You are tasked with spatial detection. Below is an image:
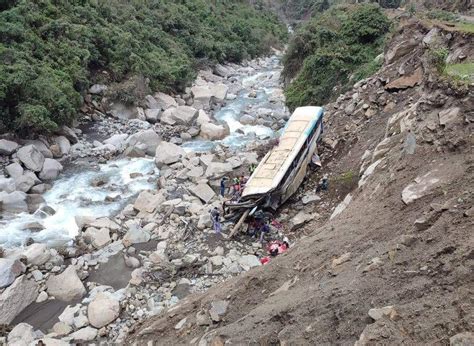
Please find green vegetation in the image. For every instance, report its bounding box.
[455,21,474,34]
[445,63,474,81]
[426,9,459,22]
[0,0,287,133]
[282,4,390,110]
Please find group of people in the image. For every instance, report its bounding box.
[220,163,256,199]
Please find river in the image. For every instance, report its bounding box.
[0,55,287,248]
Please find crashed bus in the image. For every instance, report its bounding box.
[225,106,324,236]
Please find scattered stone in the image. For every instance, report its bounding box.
[36,291,48,303]
[46,265,86,301]
[123,223,151,247]
[200,123,229,141]
[7,323,35,345]
[154,92,178,110]
[126,129,161,156]
[385,68,422,91]
[23,243,51,266]
[209,300,229,322]
[174,317,187,330]
[439,107,462,126]
[70,327,98,342]
[402,170,445,205]
[189,183,216,203]
[290,211,313,230]
[368,306,397,321]
[238,255,261,271]
[154,141,186,168]
[84,227,111,249]
[301,193,321,205]
[0,139,19,155]
[53,321,73,336]
[330,194,352,219]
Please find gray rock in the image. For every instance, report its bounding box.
[154,141,186,168]
[0,275,39,324]
[402,170,445,205]
[200,123,230,140]
[134,190,166,213]
[23,243,51,266]
[205,162,233,179]
[0,191,28,213]
[54,136,71,156]
[104,134,129,151]
[0,258,25,288]
[7,323,35,345]
[57,125,79,144]
[26,194,45,213]
[290,211,314,230]
[88,292,120,328]
[0,139,19,155]
[0,176,16,193]
[301,193,321,205]
[84,227,111,249]
[70,327,98,342]
[450,332,474,346]
[238,255,261,270]
[6,162,23,178]
[209,300,229,322]
[154,92,178,110]
[197,213,213,230]
[22,140,53,158]
[240,114,256,125]
[123,222,151,247]
[125,256,141,269]
[196,110,211,126]
[126,129,161,156]
[17,145,45,172]
[368,306,396,321]
[46,265,86,301]
[189,183,216,204]
[39,158,63,180]
[171,106,198,125]
[145,108,160,123]
[439,107,462,126]
[14,173,36,193]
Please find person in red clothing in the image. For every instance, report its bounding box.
[260,237,290,265]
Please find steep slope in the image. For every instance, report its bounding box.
[127,18,473,345]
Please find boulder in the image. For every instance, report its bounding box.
[39,158,63,180]
[6,162,23,178]
[57,125,79,144]
[238,255,261,271]
[154,92,178,110]
[240,114,256,125]
[134,191,166,213]
[84,227,111,249]
[209,300,229,322]
[200,123,229,141]
[46,265,86,301]
[17,145,45,172]
[123,222,151,247]
[210,83,229,101]
[439,107,462,126]
[145,108,160,123]
[205,162,233,179]
[171,106,198,125]
[0,139,19,155]
[402,170,445,205]
[87,292,120,328]
[450,332,474,346]
[0,275,39,324]
[126,129,161,156]
[70,327,98,342]
[330,194,352,220]
[0,258,25,288]
[196,110,211,125]
[154,141,186,168]
[23,140,53,158]
[104,134,129,151]
[124,145,146,158]
[385,39,418,64]
[160,108,176,125]
[0,191,28,213]
[368,306,396,321]
[191,85,213,109]
[86,217,120,231]
[54,136,71,156]
[109,101,138,120]
[301,193,321,205]
[290,211,313,230]
[0,176,16,193]
[23,243,51,266]
[189,183,216,204]
[26,194,45,213]
[14,173,36,193]
[385,68,423,91]
[7,323,35,345]
[89,84,107,95]
[197,213,213,230]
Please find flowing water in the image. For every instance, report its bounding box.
[0,56,286,248]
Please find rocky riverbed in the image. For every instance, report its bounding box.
[0,52,294,344]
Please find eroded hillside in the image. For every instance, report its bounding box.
[127,18,473,345]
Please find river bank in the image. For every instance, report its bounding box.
[0,52,292,344]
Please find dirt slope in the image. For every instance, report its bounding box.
[127,19,474,345]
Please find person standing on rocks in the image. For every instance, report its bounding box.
[220,177,228,197]
[210,207,222,234]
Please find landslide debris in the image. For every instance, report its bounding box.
[127,18,473,345]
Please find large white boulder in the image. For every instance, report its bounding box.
[154,92,178,110]
[84,227,111,249]
[154,141,186,168]
[0,275,39,324]
[0,139,19,155]
[196,110,211,126]
[69,327,98,342]
[104,134,129,151]
[39,158,63,180]
[0,258,25,288]
[145,108,160,123]
[0,191,28,213]
[200,123,229,141]
[8,323,36,345]
[6,162,23,178]
[402,170,444,205]
[46,265,86,301]
[54,136,71,156]
[13,173,36,193]
[191,85,213,109]
[126,129,161,156]
[205,162,233,179]
[134,191,166,213]
[171,106,198,125]
[210,83,229,101]
[23,243,51,266]
[0,176,16,193]
[87,292,120,328]
[123,222,151,247]
[23,140,53,158]
[17,145,45,172]
[189,183,216,204]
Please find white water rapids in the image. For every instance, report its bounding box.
[0,56,286,248]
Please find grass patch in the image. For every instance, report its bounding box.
[445,63,474,81]
[455,22,474,33]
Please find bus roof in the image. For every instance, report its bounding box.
[242,106,324,197]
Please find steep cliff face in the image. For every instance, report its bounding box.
[127,19,473,345]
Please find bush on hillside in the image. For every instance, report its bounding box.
[0,0,288,133]
[283,4,390,110]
